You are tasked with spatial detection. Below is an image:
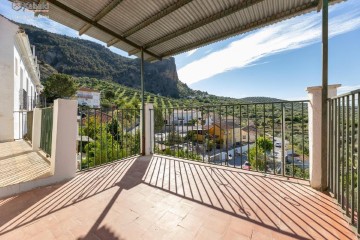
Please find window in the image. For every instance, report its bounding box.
[15,57,18,75]
[242,135,247,140]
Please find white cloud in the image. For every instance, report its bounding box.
[178,1,360,85]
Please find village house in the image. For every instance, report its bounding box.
[0,16,42,141]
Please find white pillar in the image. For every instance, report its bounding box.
[140,103,154,155]
[50,99,77,179]
[307,84,340,189]
[31,108,42,151]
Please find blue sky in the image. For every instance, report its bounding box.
[1,0,360,100]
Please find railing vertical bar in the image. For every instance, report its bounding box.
[111,109,114,159]
[357,92,360,233]
[247,105,250,170]
[196,107,199,160]
[351,94,355,224]
[291,102,294,177]
[87,108,90,168]
[346,95,350,216]
[100,108,103,164]
[80,109,83,170]
[333,99,337,196]
[213,106,216,165]
[207,106,210,164]
[220,105,222,166]
[282,103,286,176]
[302,102,305,179]
[182,107,184,159]
[273,103,275,175]
[328,100,332,190]
[94,109,97,165]
[177,108,179,158]
[263,104,266,173]
[202,107,205,163]
[233,105,235,168]
[225,105,228,166]
[338,98,341,203]
[255,104,258,172]
[342,97,345,209]
[240,105,243,169]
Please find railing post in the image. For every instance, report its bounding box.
[140,103,154,155]
[50,99,77,179]
[31,107,42,150]
[307,84,340,190]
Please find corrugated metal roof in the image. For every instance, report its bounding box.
[43,0,343,61]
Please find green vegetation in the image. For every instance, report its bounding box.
[249,137,273,171]
[80,114,140,169]
[43,74,77,103]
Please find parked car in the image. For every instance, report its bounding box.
[275,142,282,148]
[242,161,251,170]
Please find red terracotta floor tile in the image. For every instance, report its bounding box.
[0,156,357,240]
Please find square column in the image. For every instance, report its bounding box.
[307,84,340,190]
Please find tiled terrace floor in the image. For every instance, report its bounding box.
[0,155,356,240]
[0,141,51,187]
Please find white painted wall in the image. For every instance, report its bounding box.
[0,16,41,142]
[77,90,100,108]
[307,84,340,190]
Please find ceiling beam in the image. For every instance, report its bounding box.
[160,0,320,58]
[106,38,120,47]
[130,0,264,55]
[47,0,161,60]
[122,0,193,38]
[79,0,124,36]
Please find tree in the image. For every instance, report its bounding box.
[104,90,115,99]
[249,137,273,171]
[43,74,77,103]
[154,107,165,132]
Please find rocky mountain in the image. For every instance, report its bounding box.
[19,23,193,98]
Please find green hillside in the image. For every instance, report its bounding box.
[19,22,193,98]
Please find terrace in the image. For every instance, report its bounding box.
[0,156,356,239]
[1,0,359,239]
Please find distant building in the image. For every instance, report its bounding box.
[208,122,242,149]
[76,87,100,108]
[0,16,42,141]
[168,110,201,125]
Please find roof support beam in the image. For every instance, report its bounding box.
[160,0,320,58]
[47,0,161,60]
[122,0,193,38]
[130,0,264,55]
[106,38,120,47]
[79,0,124,36]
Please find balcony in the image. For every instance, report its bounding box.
[0,94,358,239]
[0,155,356,240]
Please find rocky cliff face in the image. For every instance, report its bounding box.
[21,23,192,98]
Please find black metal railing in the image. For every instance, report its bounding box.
[328,89,360,233]
[40,107,53,156]
[152,100,309,179]
[78,107,141,171]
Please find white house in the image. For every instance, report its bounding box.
[0,16,42,142]
[168,110,202,125]
[76,87,100,108]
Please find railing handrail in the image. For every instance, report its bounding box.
[153,100,309,109]
[329,88,360,99]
